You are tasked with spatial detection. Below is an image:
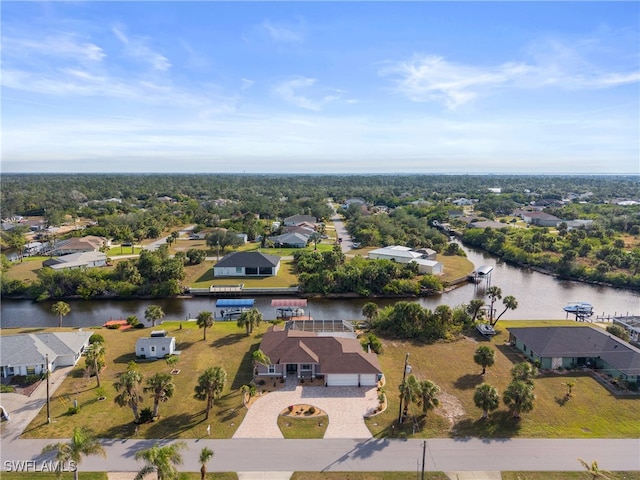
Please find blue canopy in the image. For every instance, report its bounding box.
[215,299,255,308]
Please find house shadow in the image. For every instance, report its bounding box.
[452,410,522,438]
[112,352,140,365]
[230,345,259,390]
[453,373,484,390]
[195,270,215,284]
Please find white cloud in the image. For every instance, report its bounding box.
[241,78,255,90]
[273,77,340,111]
[2,34,105,63]
[261,20,304,43]
[112,25,171,71]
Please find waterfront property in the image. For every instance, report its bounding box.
[213,251,281,277]
[508,326,640,386]
[255,325,382,386]
[42,251,107,270]
[613,315,640,346]
[135,330,176,359]
[368,245,443,275]
[0,331,93,378]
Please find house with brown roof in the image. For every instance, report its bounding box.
[53,235,107,255]
[256,326,382,386]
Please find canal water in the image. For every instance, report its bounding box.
[1,244,638,328]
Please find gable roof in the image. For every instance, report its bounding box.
[284,214,317,225]
[508,326,640,376]
[259,327,382,375]
[215,251,280,268]
[136,336,175,349]
[43,251,107,269]
[0,331,93,367]
[270,232,309,245]
[369,246,423,260]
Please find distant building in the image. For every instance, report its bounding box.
[520,211,562,227]
[214,251,281,277]
[368,245,443,275]
[43,251,107,270]
[53,235,107,255]
[613,316,640,346]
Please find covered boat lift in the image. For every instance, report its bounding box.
[216,298,255,320]
[469,264,493,288]
[271,299,308,319]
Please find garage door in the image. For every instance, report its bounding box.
[359,374,377,386]
[326,374,359,386]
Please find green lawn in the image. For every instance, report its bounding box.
[4,256,48,282]
[190,259,299,289]
[277,410,329,438]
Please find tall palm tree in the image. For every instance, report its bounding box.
[486,286,502,324]
[145,305,165,327]
[466,299,485,323]
[493,295,518,325]
[237,308,262,335]
[85,341,106,388]
[473,383,500,419]
[144,372,175,418]
[199,446,214,480]
[418,380,440,416]
[51,301,70,328]
[42,426,106,480]
[196,310,214,341]
[578,459,612,480]
[114,366,144,423]
[510,361,538,386]
[473,345,495,375]
[362,302,379,324]
[399,374,420,421]
[503,380,535,418]
[134,442,187,480]
[194,366,227,420]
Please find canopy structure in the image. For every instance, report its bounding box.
[215,299,255,308]
[271,299,308,308]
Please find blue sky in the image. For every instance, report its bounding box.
[2,1,639,174]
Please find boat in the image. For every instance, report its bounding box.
[216,298,255,320]
[272,299,308,319]
[476,323,497,336]
[563,302,594,315]
[275,307,305,319]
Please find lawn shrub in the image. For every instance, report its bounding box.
[139,407,154,423]
[89,333,105,344]
[67,406,80,415]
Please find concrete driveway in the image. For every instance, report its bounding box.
[233,378,379,439]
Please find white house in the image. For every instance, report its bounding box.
[135,331,176,359]
[0,331,93,378]
[42,251,107,270]
[368,245,443,275]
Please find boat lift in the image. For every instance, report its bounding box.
[271,299,308,319]
[216,298,255,320]
[469,264,493,289]
[563,302,594,322]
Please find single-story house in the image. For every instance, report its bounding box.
[135,330,176,359]
[42,251,107,270]
[508,326,640,385]
[256,326,382,386]
[213,251,281,277]
[53,235,107,255]
[269,232,309,248]
[0,331,93,378]
[519,211,562,227]
[368,245,443,275]
[469,220,509,230]
[283,214,317,227]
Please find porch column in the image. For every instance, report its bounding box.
[297,363,300,379]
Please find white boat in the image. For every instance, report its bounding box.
[476,323,497,336]
[563,302,594,314]
[275,307,305,319]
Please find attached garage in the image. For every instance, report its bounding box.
[359,374,378,386]
[326,373,359,386]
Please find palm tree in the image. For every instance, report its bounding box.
[252,349,271,377]
[237,308,262,335]
[466,299,485,323]
[42,426,106,480]
[564,380,576,398]
[486,286,502,324]
[473,383,500,419]
[194,366,227,420]
[51,301,70,328]
[399,374,420,421]
[493,295,518,325]
[134,442,187,480]
[85,341,106,388]
[362,302,379,324]
[114,366,144,423]
[199,446,214,480]
[473,345,495,375]
[196,310,214,341]
[145,305,165,327]
[126,315,140,327]
[510,361,538,386]
[503,380,535,418]
[418,380,440,416]
[144,372,175,418]
[578,459,612,480]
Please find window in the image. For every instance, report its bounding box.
[267,365,276,374]
[162,347,166,351]
[301,364,312,370]
[235,267,242,273]
[141,348,144,352]
[26,366,36,375]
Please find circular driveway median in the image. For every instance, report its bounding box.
[233,382,379,439]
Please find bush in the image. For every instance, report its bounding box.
[89,333,105,344]
[106,323,120,330]
[134,323,145,329]
[139,407,154,423]
[67,406,80,415]
[24,374,43,385]
[308,406,316,414]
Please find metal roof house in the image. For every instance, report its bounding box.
[213,251,281,277]
[368,246,443,275]
[256,326,382,387]
[0,331,93,378]
[508,326,640,386]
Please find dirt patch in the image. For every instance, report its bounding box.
[280,404,326,417]
[437,390,466,427]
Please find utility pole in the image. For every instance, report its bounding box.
[398,352,410,424]
[45,354,51,424]
[421,440,427,480]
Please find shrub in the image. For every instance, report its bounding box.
[1,385,15,393]
[24,374,43,385]
[106,323,120,330]
[89,333,105,344]
[67,406,80,415]
[134,323,145,329]
[139,407,154,423]
[308,406,316,414]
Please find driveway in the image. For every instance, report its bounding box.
[233,378,379,439]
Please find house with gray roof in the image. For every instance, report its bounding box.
[213,251,281,277]
[42,251,107,270]
[508,326,640,386]
[256,326,382,386]
[0,331,93,378]
[283,214,317,227]
[135,330,176,359]
[269,232,309,248]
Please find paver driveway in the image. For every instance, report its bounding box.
[233,379,379,439]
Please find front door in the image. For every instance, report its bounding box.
[286,364,297,375]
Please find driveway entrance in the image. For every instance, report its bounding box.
[232,380,378,439]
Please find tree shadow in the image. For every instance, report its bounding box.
[453,410,522,438]
[144,412,203,439]
[556,395,570,406]
[453,373,484,390]
[112,352,140,365]
[230,343,260,390]
[211,333,246,348]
